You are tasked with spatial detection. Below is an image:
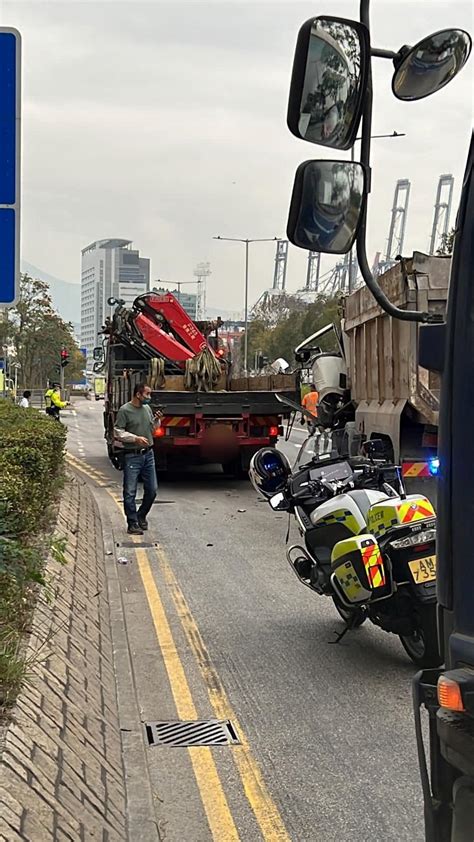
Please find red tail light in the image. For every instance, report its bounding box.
[269,426,279,437]
[153,427,165,437]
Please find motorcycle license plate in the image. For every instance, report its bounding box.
[408,555,436,583]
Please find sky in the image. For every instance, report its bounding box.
[2,0,473,315]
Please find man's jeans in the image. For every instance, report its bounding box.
[123,450,157,525]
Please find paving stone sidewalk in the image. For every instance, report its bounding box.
[0,475,127,841]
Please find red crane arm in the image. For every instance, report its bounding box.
[134,312,194,363]
[138,292,210,356]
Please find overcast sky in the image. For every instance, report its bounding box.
[2,0,473,314]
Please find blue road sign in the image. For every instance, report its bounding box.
[0,28,20,307]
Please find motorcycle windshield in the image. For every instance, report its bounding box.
[294,431,334,468]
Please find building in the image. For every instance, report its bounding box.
[152,286,197,320]
[80,239,150,356]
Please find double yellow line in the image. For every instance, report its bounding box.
[66,451,290,841]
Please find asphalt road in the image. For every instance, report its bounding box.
[64,399,426,842]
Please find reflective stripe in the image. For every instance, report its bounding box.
[402,461,431,478]
[162,416,191,427]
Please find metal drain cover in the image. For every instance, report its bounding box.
[118,541,158,548]
[145,719,239,747]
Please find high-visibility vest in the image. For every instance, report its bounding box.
[44,388,54,408]
[50,390,67,409]
[302,390,319,417]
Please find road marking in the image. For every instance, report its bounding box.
[157,546,290,842]
[66,453,109,485]
[135,547,240,841]
[67,449,289,840]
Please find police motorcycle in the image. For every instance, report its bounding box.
[249,441,441,668]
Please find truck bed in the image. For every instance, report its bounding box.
[343,252,450,424]
[148,389,297,417]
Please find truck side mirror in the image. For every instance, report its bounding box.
[287,16,370,150]
[93,346,103,361]
[287,160,367,253]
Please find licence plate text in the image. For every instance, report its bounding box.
[408,555,436,583]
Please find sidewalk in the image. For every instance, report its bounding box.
[0,476,127,841]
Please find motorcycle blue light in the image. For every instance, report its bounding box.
[429,457,440,476]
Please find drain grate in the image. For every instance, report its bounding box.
[145,719,240,747]
[118,541,159,548]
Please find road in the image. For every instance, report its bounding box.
[65,399,425,842]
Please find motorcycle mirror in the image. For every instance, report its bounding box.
[392,29,471,101]
[269,492,291,511]
[287,160,367,253]
[362,439,385,458]
[287,16,370,150]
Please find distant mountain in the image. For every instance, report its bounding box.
[21,260,81,325]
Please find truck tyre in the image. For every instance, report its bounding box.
[222,457,248,480]
[399,603,442,668]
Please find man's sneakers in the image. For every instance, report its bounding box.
[137,518,148,531]
[127,522,143,535]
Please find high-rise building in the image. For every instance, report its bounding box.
[80,239,150,356]
[152,286,197,320]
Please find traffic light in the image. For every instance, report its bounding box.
[60,347,69,368]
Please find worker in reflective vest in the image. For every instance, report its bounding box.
[45,383,67,420]
[301,384,319,435]
[44,384,54,414]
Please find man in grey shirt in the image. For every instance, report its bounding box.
[114,382,161,534]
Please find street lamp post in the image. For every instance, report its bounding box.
[12,362,21,399]
[213,236,279,375]
[348,131,406,292]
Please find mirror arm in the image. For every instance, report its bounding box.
[370,47,398,59]
[357,0,440,325]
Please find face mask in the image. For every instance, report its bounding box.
[142,397,151,405]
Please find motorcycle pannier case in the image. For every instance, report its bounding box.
[366,495,435,540]
[330,534,389,605]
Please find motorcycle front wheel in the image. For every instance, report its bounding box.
[332,596,367,628]
[399,603,442,668]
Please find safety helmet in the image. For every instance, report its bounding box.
[249,448,291,498]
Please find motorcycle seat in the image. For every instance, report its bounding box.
[346,489,374,523]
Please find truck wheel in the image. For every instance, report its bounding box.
[399,603,442,668]
[332,596,367,628]
[222,458,248,480]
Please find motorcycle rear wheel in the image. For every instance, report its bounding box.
[399,603,442,668]
[332,596,367,628]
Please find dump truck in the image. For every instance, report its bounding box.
[97,291,297,476]
[296,253,450,505]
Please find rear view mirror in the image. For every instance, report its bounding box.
[269,492,290,511]
[287,160,366,253]
[287,16,369,150]
[392,29,471,101]
[93,346,103,361]
[362,439,385,457]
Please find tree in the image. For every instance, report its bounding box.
[436,228,455,256]
[246,293,341,370]
[5,274,83,388]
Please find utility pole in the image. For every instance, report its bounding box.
[213,236,279,375]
